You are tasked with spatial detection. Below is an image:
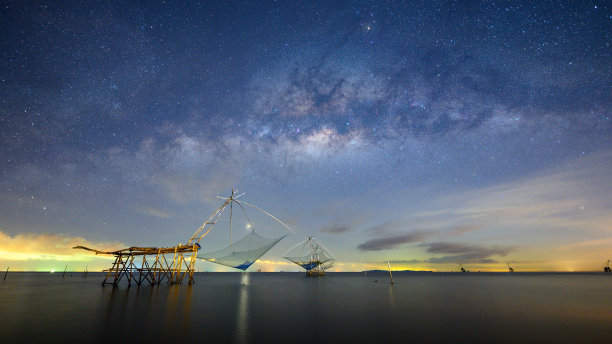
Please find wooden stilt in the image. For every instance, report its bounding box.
[82,242,198,287]
[152,248,161,285]
[3,267,8,281]
[188,244,197,284]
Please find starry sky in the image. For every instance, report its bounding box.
[1,1,610,272]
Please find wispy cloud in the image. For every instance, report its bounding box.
[321,225,352,234]
[319,207,372,234]
[398,153,612,248]
[446,224,481,236]
[443,153,612,240]
[357,230,431,251]
[422,242,512,264]
[386,259,422,265]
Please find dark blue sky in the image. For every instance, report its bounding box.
[1,1,610,271]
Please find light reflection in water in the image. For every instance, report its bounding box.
[165,284,193,334]
[182,284,193,334]
[235,272,249,344]
[165,285,179,329]
[388,284,395,308]
[99,282,195,341]
[101,286,129,341]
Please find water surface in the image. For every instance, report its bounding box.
[1,272,611,343]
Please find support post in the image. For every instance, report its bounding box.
[171,245,178,285]
[152,248,161,285]
[188,244,197,284]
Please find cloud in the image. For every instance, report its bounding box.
[321,225,351,234]
[0,230,124,261]
[357,230,431,251]
[422,242,512,264]
[427,256,500,264]
[386,259,422,265]
[397,152,612,251]
[446,224,481,236]
[425,242,508,255]
[364,222,396,234]
[319,206,373,234]
[444,152,612,235]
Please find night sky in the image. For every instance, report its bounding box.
[1,1,610,272]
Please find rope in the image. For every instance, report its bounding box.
[233,200,295,234]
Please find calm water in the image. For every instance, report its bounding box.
[1,272,611,343]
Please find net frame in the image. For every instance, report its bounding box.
[194,189,294,271]
[283,237,335,271]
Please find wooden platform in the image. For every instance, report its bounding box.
[74,244,199,287]
[306,269,325,277]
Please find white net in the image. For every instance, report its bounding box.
[199,232,287,271]
[283,237,335,271]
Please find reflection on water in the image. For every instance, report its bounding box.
[99,280,195,342]
[1,272,612,343]
[235,273,249,344]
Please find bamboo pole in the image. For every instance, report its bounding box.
[113,255,124,286]
[387,262,394,285]
[140,256,154,285]
[126,256,134,287]
[171,245,178,284]
[189,244,197,284]
[102,255,118,285]
[152,248,161,285]
[178,253,185,283]
[137,256,144,286]
[3,267,8,281]
[175,252,183,284]
[160,254,172,284]
[62,265,67,278]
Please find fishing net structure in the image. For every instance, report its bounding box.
[196,191,294,271]
[73,190,293,286]
[283,237,335,276]
[199,232,287,271]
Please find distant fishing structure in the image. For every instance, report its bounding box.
[507,263,515,273]
[460,264,467,273]
[74,190,292,286]
[283,237,335,276]
[604,260,611,273]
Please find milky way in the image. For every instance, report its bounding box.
[0,1,610,271]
